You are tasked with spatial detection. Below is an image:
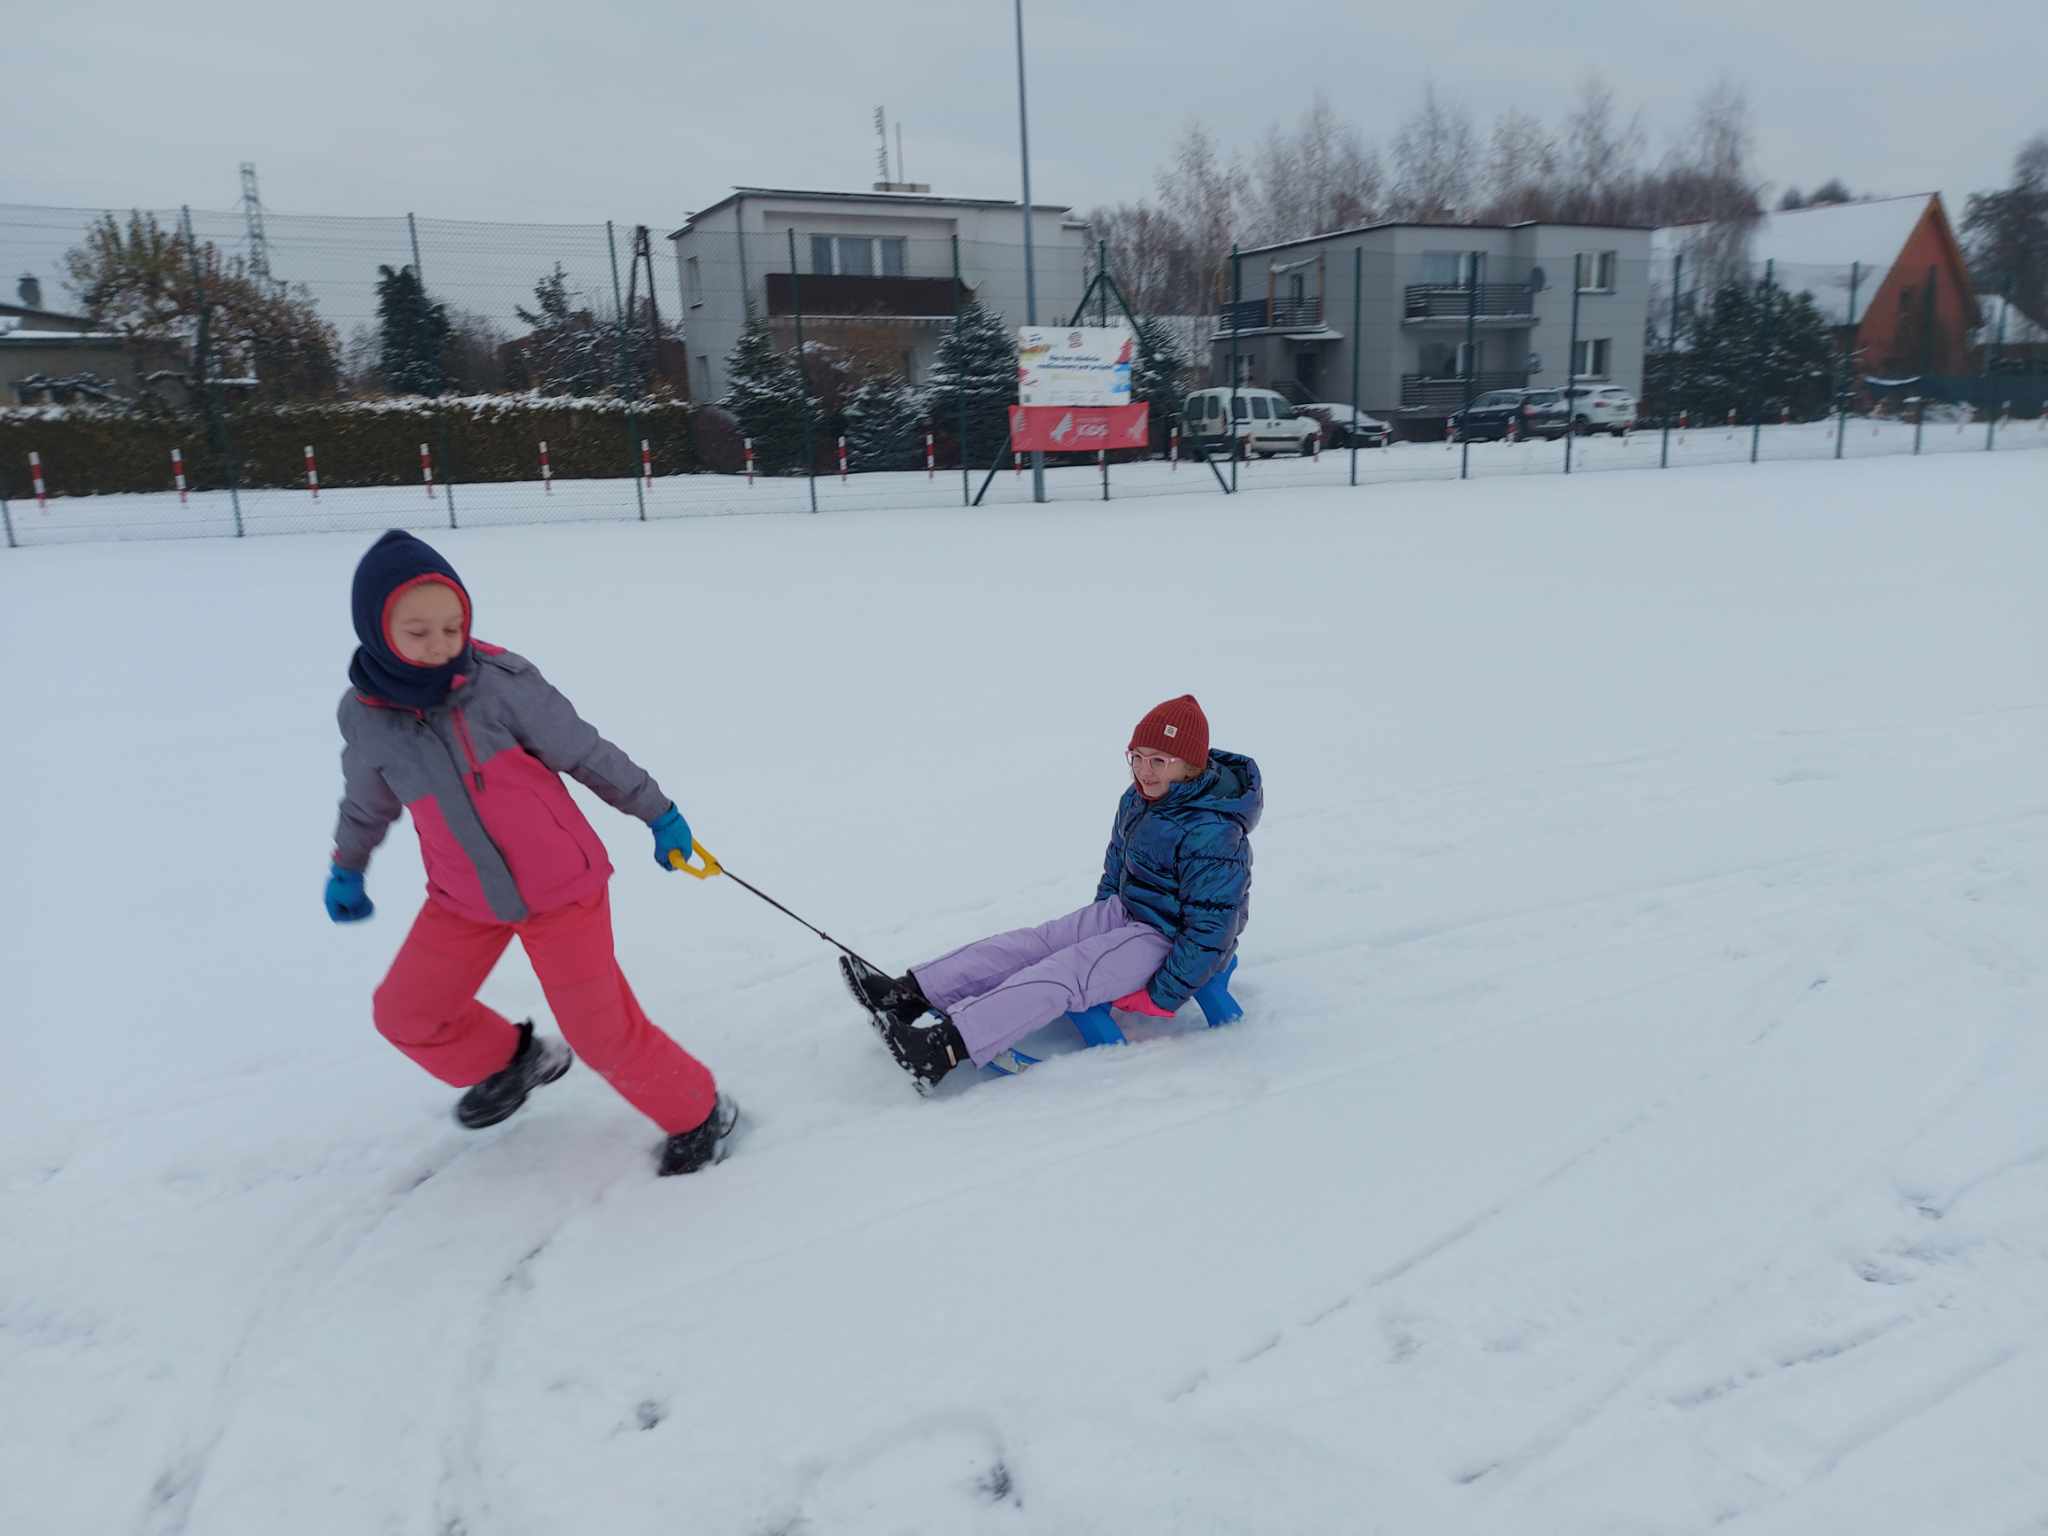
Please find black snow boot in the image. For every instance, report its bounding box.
[874,1009,967,1096]
[657,1093,741,1176]
[454,1020,573,1129]
[839,953,930,1025]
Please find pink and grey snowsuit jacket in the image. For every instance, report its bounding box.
[333,644,669,924]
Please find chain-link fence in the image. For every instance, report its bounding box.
[2,203,2043,550]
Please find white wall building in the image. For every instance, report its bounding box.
[670,186,1090,403]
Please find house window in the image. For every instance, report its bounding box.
[1288,272,1306,306]
[694,355,711,398]
[809,234,909,277]
[686,256,703,306]
[1572,338,1612,377]
[1422,251,1478,286]
[1578,251,1617,292]
[1420,340,1458,376]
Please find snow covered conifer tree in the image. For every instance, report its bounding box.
[925,296,1017,467]
[845,371,927,471]
[721,310,809,473]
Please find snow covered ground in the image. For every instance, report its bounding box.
[3,449,2045,1534]
[7,413,2045,545]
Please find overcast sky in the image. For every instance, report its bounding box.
[4,0,2041,302]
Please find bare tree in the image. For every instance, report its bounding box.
[1389,83,1478,221]
[1157,121,1245,309]
[1242,94,1385,244]
[1558,74,1646,223]
[1479,108,1558,223]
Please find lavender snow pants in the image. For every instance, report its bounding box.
[910,896,1171,1067]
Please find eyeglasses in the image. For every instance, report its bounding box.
[1126,751,1180,772]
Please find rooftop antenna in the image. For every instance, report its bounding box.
[874,107,890,184]
[239,162,275,287]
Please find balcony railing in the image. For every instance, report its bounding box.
[1216,296,1324,332]
[1400,372,1529,411]
[764,272,965,319]
[1404,284,1536,321]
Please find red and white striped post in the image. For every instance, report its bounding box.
[171,447,188,505]
[836,435,848,481]
[1678,409,1688,443]
[1014,449,1022,478]
[925,430,935,479]
[539,440,552,495]
[1726,408,1736,438]
[641,438,653,486]
[743,437,755,484]
[29,451,47,509]
[304,444,320,500]
[1505,415,1518,445]
[419,441,435,499]
[1310,428,1320,461]
[1780,403,1790,428]
[1169,426,1179,469]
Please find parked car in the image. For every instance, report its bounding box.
[1541,385,1638,437]
[1299,403,1393,448]
[1181,387,1321,457]
[1514,388,1565,437]
[1446,389,1536,441]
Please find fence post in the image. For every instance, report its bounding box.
[1460,250,1478,480]
[1750,259,1772,464]
[952,234,969,507]
[1564,252,1582,475]
[1985,275,2008,452]
[1350,247,1362,487]
[1836,261,1859,460]
[1914,264,1934,456]
[182,204,241,537]
[607,220,647,521]
[788,227,818,514]
[1229,244,1241,493]
[408,212,458,529]
[1661,251,1681,469]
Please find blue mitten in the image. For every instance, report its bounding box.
[650,804,694,871]
[325,863,375,923]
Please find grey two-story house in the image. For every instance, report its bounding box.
[1211,221,1652,432]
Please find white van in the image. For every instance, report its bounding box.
[1181,387,1321,457]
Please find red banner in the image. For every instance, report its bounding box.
[1007,404,1150,453]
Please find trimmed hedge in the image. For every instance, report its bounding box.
[0,395,698,499]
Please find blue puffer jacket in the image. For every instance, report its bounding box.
[1095,749,1263,1010]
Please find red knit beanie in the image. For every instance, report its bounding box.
[1129,694,1210,766]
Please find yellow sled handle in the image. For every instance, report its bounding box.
[668,841,724,880]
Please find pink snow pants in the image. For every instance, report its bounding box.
[372,887,717,1135]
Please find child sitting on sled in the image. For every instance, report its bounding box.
[843,695,1262,1091]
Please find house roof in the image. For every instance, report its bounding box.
[1236,217,1652,259]
[0,300,98,331]
[671,186,1079,241]
[1654,195,1939,324]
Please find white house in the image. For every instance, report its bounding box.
[669,186,1090,403]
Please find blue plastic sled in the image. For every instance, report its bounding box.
[985,955,1242,1076]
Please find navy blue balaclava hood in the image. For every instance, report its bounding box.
[347,530,473,709]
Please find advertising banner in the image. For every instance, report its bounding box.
[1017,326,1135,406]
[1007,403,1150,453]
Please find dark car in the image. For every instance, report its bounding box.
[1447,389,1535,441]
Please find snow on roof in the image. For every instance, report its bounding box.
[0,328,124,342]
[1979,294,2048,345]
[1653,195,1937,324]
